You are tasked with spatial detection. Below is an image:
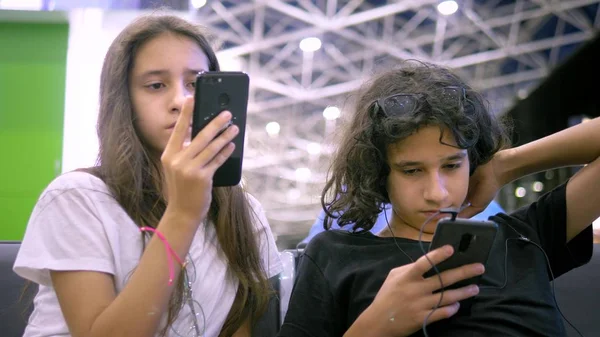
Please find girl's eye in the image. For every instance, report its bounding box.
[147,83,164,90]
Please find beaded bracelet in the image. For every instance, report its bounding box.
[140,227,184,285]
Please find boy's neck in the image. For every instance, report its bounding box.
[377,223,434,242]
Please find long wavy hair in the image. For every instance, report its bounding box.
[88,14,270,336]
[322,60,510,232]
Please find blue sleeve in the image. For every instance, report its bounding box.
[371,206,392,234]
[300,209,342,244]
[472,200,504,221]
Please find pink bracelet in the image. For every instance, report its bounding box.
[140,227,184,286]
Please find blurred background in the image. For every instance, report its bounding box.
[0,0,599,249]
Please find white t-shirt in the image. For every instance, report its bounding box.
[13,171,283,337]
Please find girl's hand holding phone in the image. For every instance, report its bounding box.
[160,96,238,225]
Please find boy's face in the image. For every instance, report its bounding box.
[129,32,210,154]
[386,125,470,238]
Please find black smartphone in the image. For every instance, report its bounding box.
[423,218,498,290]
[192,71,249,187]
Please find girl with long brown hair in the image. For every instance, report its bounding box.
[14,14,281,337]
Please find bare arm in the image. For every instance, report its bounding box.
[499,117,600,241]
[51,210,197,337]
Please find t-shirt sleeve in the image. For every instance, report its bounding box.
[509,182,593,279]
[278,242,344,337]
[13,174,115,286]
[248,194,283,278]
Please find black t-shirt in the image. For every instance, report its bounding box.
[278,183,593,337]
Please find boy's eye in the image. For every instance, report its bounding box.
[444,163,462,170]
[403,169,420,175]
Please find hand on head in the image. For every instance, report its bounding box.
[458,153,506,219]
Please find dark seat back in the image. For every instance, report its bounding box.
[0,241,36,337]
[251,275,281,336]
[553,243,600,336]
[251,248,304,336]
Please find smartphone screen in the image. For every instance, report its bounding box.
[192,71,249,187]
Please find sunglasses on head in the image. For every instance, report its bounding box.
[372,86,467,117]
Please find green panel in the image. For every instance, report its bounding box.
[0,196,39,240]
[0,21,68,240]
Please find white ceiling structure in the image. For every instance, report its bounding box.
[187,0,600,242]
[5,0,599,243]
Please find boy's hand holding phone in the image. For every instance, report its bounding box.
[348,246,484,337]
[424,218,497,290]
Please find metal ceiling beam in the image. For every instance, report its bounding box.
[444,30,593,68]
[217,0,439,58]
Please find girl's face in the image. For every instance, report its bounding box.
[385,125,470,240]
[129,32,210,154]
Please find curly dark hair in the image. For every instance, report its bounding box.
[321,60,510,232]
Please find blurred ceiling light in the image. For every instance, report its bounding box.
[190,0,207,9]
[218,55,245,71]
[287,188,301,201]
[515,187,526,198]
[437,1,459,16]
[295,167,312,182]
[265,121,280,136]
[323,106,340,120]
[299,37,322,52]
[532,181,544,192]
[517,89,528,99]
[307,142,322,155]
[0,0,42,10]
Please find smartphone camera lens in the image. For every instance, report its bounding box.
[218,93,230,107]
[458,233,474,252]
